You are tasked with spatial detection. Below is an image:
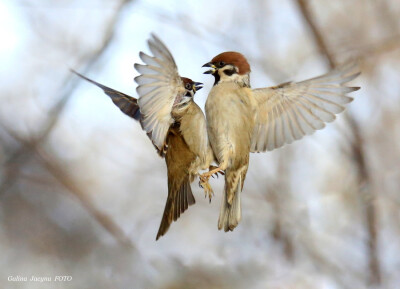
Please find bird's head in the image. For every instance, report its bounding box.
[175,77,203,106]
[202,52,251,87]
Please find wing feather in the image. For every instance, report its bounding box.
[135,34,185,151]
[251,63,360,152]
[70,69,141,121]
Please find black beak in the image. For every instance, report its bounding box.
[193,82,203,92]
[202,62,216,74]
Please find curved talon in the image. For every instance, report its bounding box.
[209,166,224,176]
[200,167,223,183]
[199,177,214,203]
[197,166,222,203]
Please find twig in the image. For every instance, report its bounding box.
[0,0,132,196]
[0,122,135,249]
[295,0,381,285]
[296,0,335,68]
[36,146,135,249]
[0,0,136,248]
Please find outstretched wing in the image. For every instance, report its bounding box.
[250,63,360,152]
[134,34,185,151]
[71,70,168,155]
[71,69,141,120]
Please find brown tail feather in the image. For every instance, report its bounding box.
[156,178,195,240]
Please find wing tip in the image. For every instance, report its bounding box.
[150,32,159,43]
[155,231,163,241]
[133,63,141,72]
[138,51,145,62]
[70,68,88,82]
[69,67,78,75]
[133,75,140,85]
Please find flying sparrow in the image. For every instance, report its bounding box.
[202,52,360,232]
[72,35,214,240]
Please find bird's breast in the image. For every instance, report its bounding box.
[205,83,255,163]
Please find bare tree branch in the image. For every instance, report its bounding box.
[295,0,381,285]
[0,122,135,249]
[0,0,135,248]
[296,0,335,68]
[36,146,135,249]
[0,0,132,197]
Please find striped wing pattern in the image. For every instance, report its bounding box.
[134,34,185,151]
[251,63,360,152]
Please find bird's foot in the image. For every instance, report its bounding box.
[199,178,214,203]
[209,165,225,178]
[200,166,224,183]
[198,166,223,203]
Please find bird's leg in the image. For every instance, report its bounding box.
[209,165,225,178]
[198,166,224,203]
[201,166,224,181]
[198,167,222,202]
[199,178,214,203]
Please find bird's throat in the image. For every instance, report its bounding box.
[212,72,220,86]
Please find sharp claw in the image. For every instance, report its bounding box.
[199,174,215,203]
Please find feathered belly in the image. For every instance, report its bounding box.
[206,91,253,168]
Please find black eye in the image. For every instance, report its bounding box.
[218,61,225,67]
[185,83,192,90]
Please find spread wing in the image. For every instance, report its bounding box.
[134,34,185,151]
[71,69,141,120]
[250,63,360,152]
[71,70,165,155]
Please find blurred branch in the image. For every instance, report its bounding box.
[0,0,129,192]
[338,35,400,59]
[0,120,135,249]
[295,0,381,285]
[36,146,135,249]
[269,188,294,261]
[296,0,335,68]
[268,152,295,262]
[0,0,132,197]
[33,0,133,140]
[0,0,135,248]
[300,231,365,289]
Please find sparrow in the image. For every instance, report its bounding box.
[201,52,360,232]
[72,34,214,240]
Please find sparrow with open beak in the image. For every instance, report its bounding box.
[72,34,214,240]
[202,52,360,232]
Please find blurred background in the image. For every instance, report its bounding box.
[1,0,400,288]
